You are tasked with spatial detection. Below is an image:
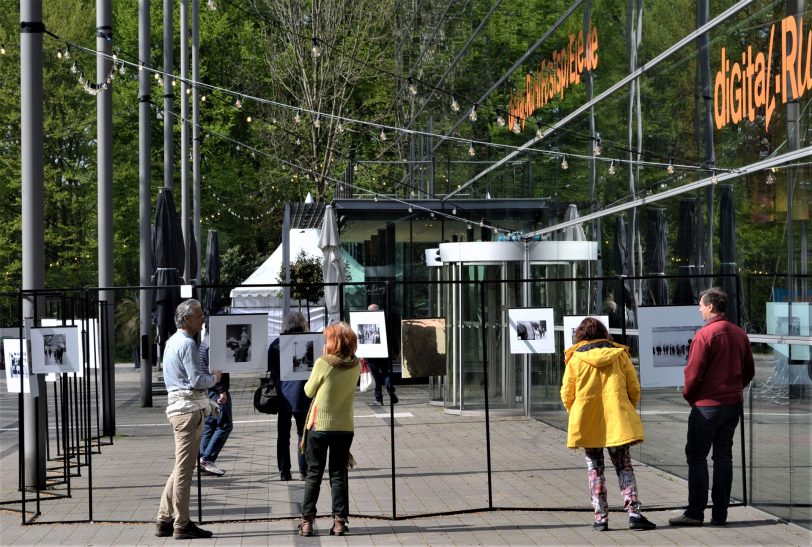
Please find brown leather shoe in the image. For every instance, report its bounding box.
[330,516,348,536]
[298,516,314,536]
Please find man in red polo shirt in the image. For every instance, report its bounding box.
[669,287,754,527]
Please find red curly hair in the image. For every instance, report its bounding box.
[323,322,358,357]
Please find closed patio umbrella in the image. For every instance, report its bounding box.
[674,199,698,304]
[643,208,668,305]
[319,204,345,325]
[718,185,739,322]
[203,229,222,317]
[152,188,184,349]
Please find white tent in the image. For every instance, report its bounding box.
[229,229,364,338]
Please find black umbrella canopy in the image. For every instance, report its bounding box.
[644,208,669,306]
[674,199,697,304]
[203,230,222,317]
[718,185,739,322]
[152,188,185,346]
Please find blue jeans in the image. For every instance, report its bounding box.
[301,431,354,518]
[199,391,233,463]
[277,406,308,474]
[685,404,741,522]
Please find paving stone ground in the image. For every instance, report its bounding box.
[1,365,810,546]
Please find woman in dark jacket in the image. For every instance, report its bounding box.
[268,311,311,481]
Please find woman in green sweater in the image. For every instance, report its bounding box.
[298,322,361,537]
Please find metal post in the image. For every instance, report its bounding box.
[20,0,47,490]
[385,281,397,519]
[480,280,493,509]
[192,0,201,285]
[163,0,174,191]
[97,0,116,437]
[180,0,191,284]
[139,0,153,407]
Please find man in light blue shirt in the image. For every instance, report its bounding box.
[155,299,221,540]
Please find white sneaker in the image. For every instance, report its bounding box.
[200,459,225,476]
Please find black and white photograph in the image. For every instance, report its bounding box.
[563,315,610,346]
[508,308,556,354]
[209,314,268,374]
[279,332,325,381]
[638,306,704,387]
[349,310,389,358]
[30,326,82,375]
[3,338,38,396]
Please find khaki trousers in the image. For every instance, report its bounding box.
[157,410,205,529]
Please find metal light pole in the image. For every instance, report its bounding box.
[139,0,153,407]
[20,0,48,489]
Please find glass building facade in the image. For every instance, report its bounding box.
[333,0,810,529]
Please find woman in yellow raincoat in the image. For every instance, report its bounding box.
[561,317,656,532]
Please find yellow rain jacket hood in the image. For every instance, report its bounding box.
[560,340,643,449]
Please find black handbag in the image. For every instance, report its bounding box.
[253,376,279,414]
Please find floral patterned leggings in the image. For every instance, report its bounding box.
[584,444,641,523]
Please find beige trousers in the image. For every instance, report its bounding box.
[157,409,204,529]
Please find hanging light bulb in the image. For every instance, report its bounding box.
[57,49,63,60]
[186,87,191,95]
[561,155,569,170]
[766,170,776,185]
[593,133,602,156]
[336,121,344,133]
[207,0,217,10]
[452,207,457,215]
[311,38,321,60]
[468,142,476,157]
[70,62,77,74]
[0,45,6,55]
[430,211,435,219]
[313,116,320,129]
[666,158,674,174]
[235,97,242,109]
[118,63,126,75]
[407,77,418,96]
[408,205,413,213]
[294,110,301,123]
[496,111,506,127]
[450,96,460,112]
[374,194,378,202]
[469,104,478,122]
[535,119,543,139]
[511,117,521,134]
[608,160,616,175]
[201,94,207,102]
[380,128,387,141]
[711,170,717,184]
[295,137,301,145]
[246,115,252,123]
[480,219,485,228]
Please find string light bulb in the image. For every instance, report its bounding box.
[430,211,435,219]
[450,96,460,112]
[207,0,217,10]
[766,170,776,185]
[496,111,506,127]
[593,133,602,156]
[246,115,252,123]
[469,104,478,122]
[311,38,321,60]
[608,160,616,175]
[313,116,320,128]
[407,77,417,96]
[0,45,6,55]
[408,205,413,213]
[480,219,485,227]
[468,142,476,157]
[535,119,543,139]
[666,158,674,174]
[561,155,569,170]
[380,128,387,141]
[373,194,378,202]
[336,121,344,133]
[511,117,521,134]
[294,110,301,124]
[452,207,457,215]
[235,97,242,109]
[711,170,717,184]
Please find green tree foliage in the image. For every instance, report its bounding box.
[278,250,324,304]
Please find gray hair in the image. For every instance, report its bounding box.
[174,299,202,329]
[281,311,309,334]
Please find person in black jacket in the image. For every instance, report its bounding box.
[366,304,398,405]
[268,311,311,480]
